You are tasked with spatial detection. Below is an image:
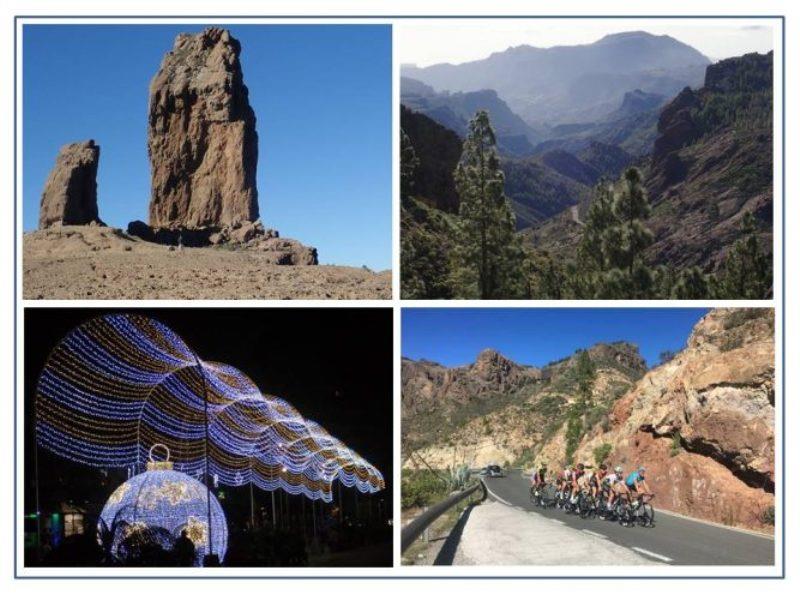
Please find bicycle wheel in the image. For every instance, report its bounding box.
[616,502,631,526]
[579,494,593,519]
[640,504,655,527]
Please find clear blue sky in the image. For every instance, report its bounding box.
[402,308,710,368]
[23,25,392,270]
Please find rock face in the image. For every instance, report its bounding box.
[148,27,258,230]
[538,308,774,531]
[38,140,102,229]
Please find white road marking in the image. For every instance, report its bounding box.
[483,484,512,506]
[582,529,608,540]
[631,546,674,563]
[548,518,565,525]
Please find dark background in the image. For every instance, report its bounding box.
[23,307,393,563]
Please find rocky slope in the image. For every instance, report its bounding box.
[402,343,645,468]
[537,308,774,531]
[524,52,773,276]
[23,227,389,300]
[645,52,773,271]
[148,27,259,230]
[38,140,102,229]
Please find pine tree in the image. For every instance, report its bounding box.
[400,128,419,201]
[524,249,566,299]
[713,212,772,299]
[565,350,595,464]
[578,181,616,271]
[572,181,616,297]
[598,167,655,299]
[452,110,525,298]
[672,266,711,299]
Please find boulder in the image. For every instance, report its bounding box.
[38,140,103,229]
[148,27,258,229]
[251,237,318,266]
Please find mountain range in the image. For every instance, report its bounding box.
[401,36,773,290]
[402,31,709,126]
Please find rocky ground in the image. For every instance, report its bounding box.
[23,226,391,300]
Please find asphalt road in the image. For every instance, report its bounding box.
[481,472,775,566]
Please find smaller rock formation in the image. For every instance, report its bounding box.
[126,219,318,265]
[38,140,103,229]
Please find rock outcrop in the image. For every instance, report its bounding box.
[402,344,644,467]
[126,219,318,265]
[38,140,102,229]
[148,27,259,230]
[538,308,774,531]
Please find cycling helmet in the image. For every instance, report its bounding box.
[614,466,623,474]
[577,463,584,470]
[638,466,647,472]
[599,463,607,471]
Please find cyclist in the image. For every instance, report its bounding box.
[603,465,624,511]
[559,465,573,500]
[530,463,548,502]
[589,463,607,500]
[538,463,548,483]
[570,463,586,507]
[626,466,652,505]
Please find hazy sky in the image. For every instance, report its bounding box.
[399,20,776,67]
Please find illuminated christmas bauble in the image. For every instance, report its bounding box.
[97,455,228,566]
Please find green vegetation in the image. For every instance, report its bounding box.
[401,469,451,509]
[400,52,773,301]
[659,350,677,365]
[565,351,596,464]
[593,443,613,465]
[451,111,526,299]
[760,505,775,526]
[711,213,772,300]
[401,197,457,299]
[670,431,682,457]
[723,307,772,330]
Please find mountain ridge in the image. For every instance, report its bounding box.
[402,31,709,126]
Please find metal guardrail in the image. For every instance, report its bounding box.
[401,480,486,553]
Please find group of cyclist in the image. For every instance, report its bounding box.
[531,462,652,516]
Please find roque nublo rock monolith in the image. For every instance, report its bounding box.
[147,27,259,229]
[38,140,102,229]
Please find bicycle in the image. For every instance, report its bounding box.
[578,489,598,519]
[631,493,656,528]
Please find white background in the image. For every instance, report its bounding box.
[0,0,796,597]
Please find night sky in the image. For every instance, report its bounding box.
[24,308,393,524]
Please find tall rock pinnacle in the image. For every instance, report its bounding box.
[38,140,101,229]
[147,27,259,229]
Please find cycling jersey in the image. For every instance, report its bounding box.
[603,473,620,486]
[626,471,645,487]
[590,472,605,487]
